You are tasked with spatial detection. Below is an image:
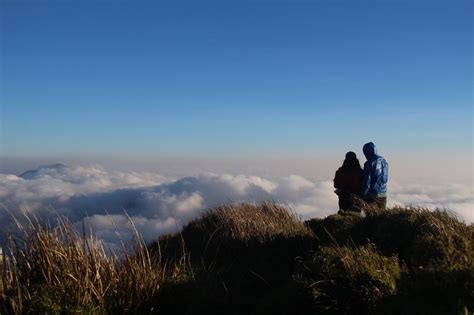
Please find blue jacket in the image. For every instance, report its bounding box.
[361,142,388,197]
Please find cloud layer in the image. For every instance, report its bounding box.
[0,164,472,246]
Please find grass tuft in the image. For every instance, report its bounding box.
[0,213,191,314]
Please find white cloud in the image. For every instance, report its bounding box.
[388,181,474,224]
[0,164,472,247]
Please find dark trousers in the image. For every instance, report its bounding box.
[338,192,387,215]
[338,192,362,212]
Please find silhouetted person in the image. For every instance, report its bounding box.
[361,142,388,212]
[334,151,364,212]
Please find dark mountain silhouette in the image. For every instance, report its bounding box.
[18,163,66,179]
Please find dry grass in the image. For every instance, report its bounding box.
[154,202,316,273]
[0,202,311,314]
[1,203,472,314]
[0,212,192,314]
[192,201,314,242]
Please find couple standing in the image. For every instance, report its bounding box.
[334,142,388,214]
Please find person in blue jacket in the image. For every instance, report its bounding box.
[361,142,388,211]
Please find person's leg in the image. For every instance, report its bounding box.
[346,193,363,213]
[338,191,351,211]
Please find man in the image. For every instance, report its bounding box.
[361,142,388,212]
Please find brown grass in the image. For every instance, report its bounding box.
[1,203,472,314]
[190,201,314,242]
[0,212,192,314]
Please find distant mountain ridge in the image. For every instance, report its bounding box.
[18,163,66,179]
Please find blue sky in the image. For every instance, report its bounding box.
[1,0,472,169]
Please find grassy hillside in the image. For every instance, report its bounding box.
[1,202,473,314]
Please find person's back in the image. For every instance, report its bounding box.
[361,142,388,211]
[334,152,363,211]
[334,166,363,195]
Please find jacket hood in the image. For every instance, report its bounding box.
[363,142,377,160]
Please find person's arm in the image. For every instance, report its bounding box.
[361,162,371,197]
[334,170,341,189]
[382,159,388,185]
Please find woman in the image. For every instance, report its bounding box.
[333,151,363,212]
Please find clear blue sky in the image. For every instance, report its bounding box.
[1,0,472,160]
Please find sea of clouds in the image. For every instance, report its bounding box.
[0,164,472,247]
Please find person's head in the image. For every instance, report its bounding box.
[342,151,361,169]
[363,142,377,160]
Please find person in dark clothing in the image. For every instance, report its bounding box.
[333,151,364,212]
[361,142,389,212]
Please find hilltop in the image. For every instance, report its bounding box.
[1,203,473,314]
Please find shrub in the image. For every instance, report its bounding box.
[295,243,401,314]
[363,207,473,269]
[155,202,315,265]
[305,212,364,246]
[151,202,317,313]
